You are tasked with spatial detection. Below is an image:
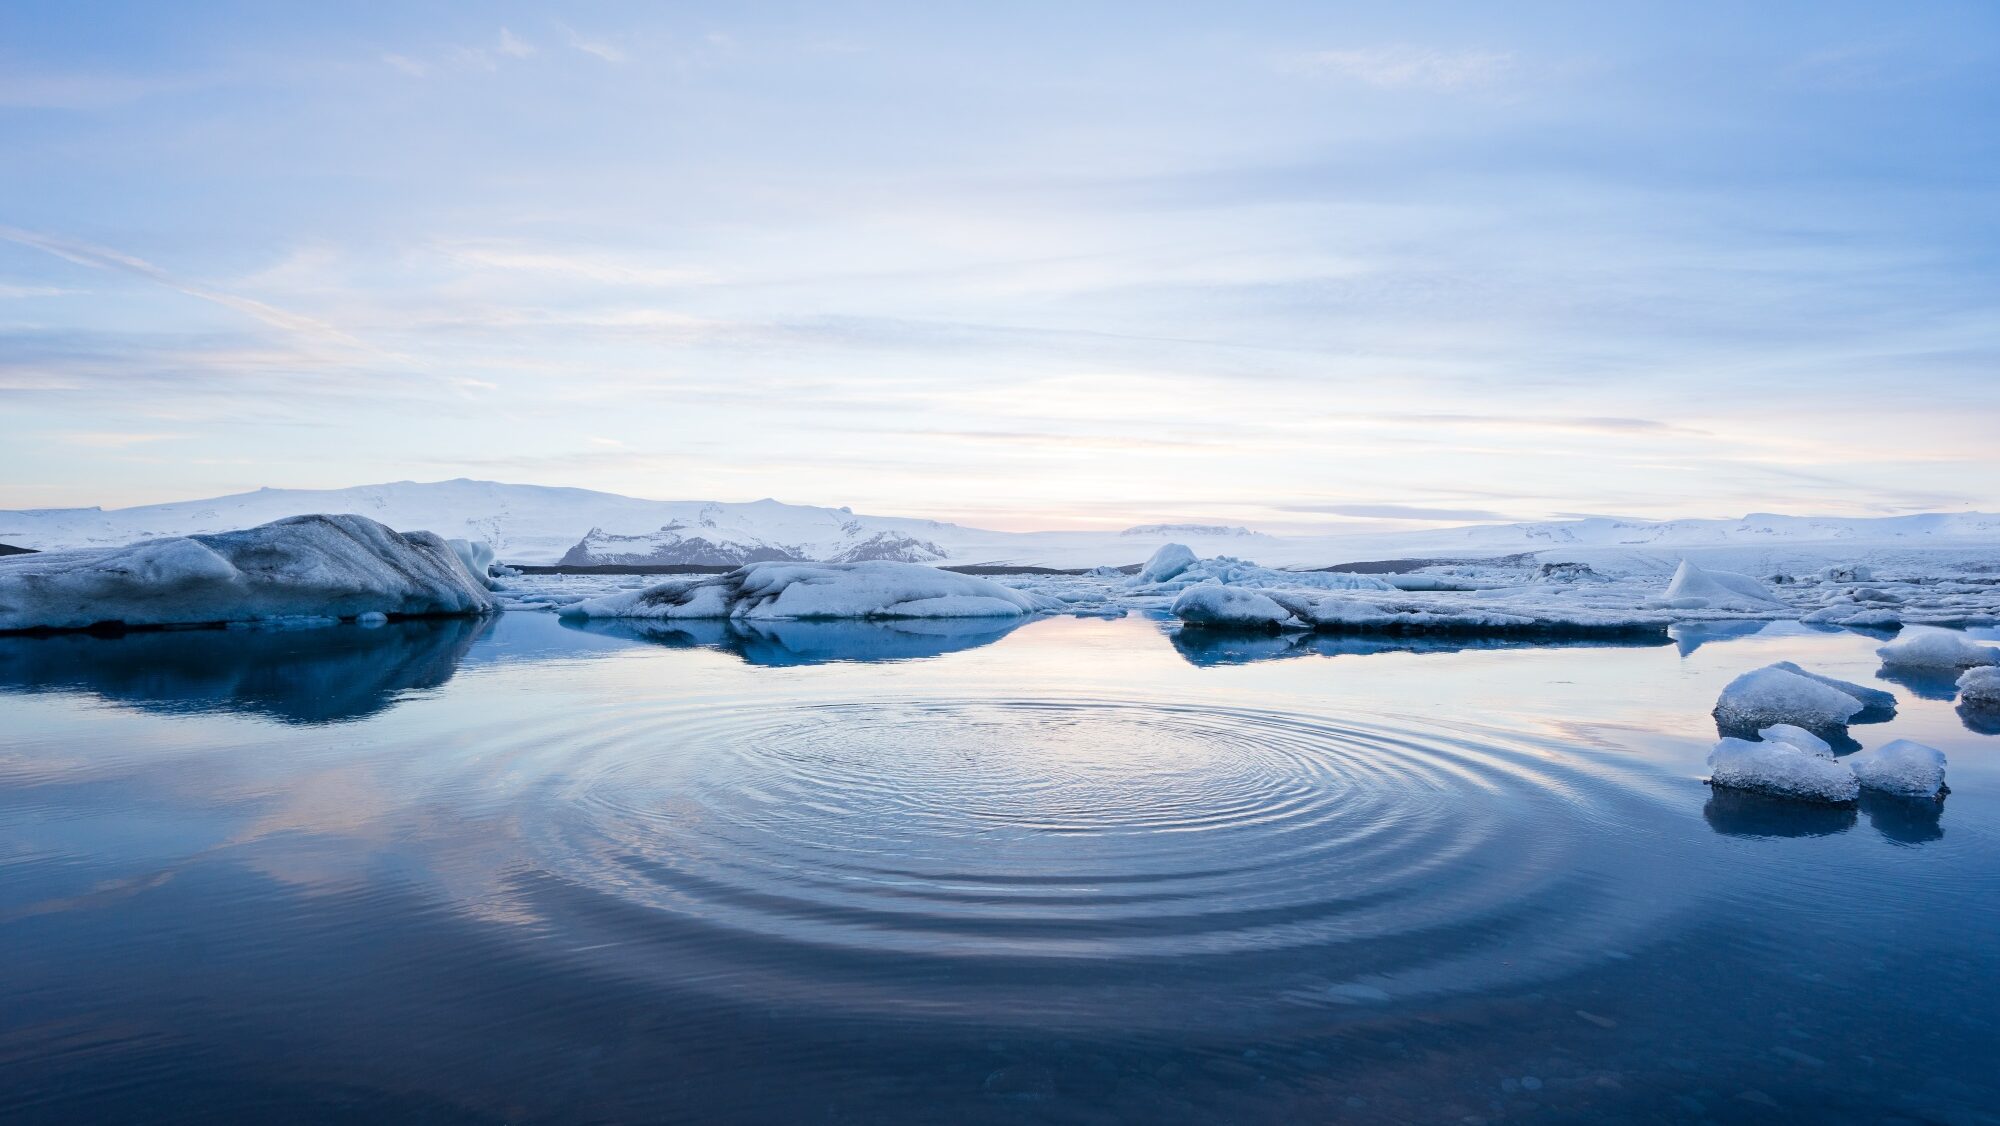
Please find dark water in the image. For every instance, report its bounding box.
[2,614,1997,1124]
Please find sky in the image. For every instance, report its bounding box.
[2,2,1997,533]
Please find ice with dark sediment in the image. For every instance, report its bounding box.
[0,514,495,632]
[560,560,1058,621]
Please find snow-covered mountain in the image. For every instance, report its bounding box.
[2,479,1997,569]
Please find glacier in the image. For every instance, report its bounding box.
[0,514,496,633]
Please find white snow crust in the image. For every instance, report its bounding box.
[1848,739,1948,800]
[1876,626,2000,670]
[1712,665,1866,734]
[1707,737,1860,804]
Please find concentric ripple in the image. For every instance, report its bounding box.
[436,695,1693,1028]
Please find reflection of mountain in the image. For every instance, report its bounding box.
[0,618,489,725]
[1170,628,1671,667]
[564,616,1024,666]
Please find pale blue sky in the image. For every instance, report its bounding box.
[3,2,1996,531]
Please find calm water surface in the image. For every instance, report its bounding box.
[2,613,1997,1124]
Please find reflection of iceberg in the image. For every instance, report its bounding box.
[563,615,1025,666]
[1702,787,1856,838]
[0,617,488,725]
[1875,666,1964,702]
[1669,620,1772,657]
[1170,628,1670,667]
[1860,791,1945,845]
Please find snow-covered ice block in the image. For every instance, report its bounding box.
[1135,543,1197,584]
[559,560,1056,621]
[1756,724,1834,758]
[1712,664,1866,734]
[1767,660,1898,717]
[1959,666,2000,709]
[1848,739,1947,800]
[1652,560,1786,612]
[1876,626,2000,670]
[0,514,496,632]
[1171,585,1300,630]
[1708,737,1860,804]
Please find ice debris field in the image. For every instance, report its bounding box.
[3,511,1995,810]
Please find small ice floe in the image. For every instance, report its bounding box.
[1847,740,1948,801]
[0,514,496,632]
[1876,626,2000,670]
[1819,564,1875,583]
[1652,560,1787,613]
[1756,724,1834,757]
[1171,585,1300,630]
[1708,736,1860,805]
[560,560,1057,621]
[1959,666,2000,709]
[1712,664,1873,736]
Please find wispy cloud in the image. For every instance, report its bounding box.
[57,430,191,449]
[556,22,627,64]
[0,226,368,353]
[1298,46,1515,90]
[1279,503,1513,522]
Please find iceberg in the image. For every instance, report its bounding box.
[1135,543,1198,584]
[1171,585,1300,630]
[1766,660,1898,718]
[0,514,496,633]
[1707,737,1860,804]
[1847,740,1947,800]
[1959,666,2000,708]
[1652,560,1786,612]
[559,560,1056,621]
[1876,626,2000,670]
[446,538,500,589]
[1712,664,1867,735]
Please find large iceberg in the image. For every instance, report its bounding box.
[1848,740,1947,800]
[559,560,1057,621]
[1876,626,2000,670]
[1711,664,1871,735]
[1707,736,1860,805]
[0,514,496,633]
[1652,560,1786,612]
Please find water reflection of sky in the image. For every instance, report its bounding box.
[2,612,1997,1123]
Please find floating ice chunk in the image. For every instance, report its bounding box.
[0,514,495,632]
[1876,626,2000,670]
[1171,584,1300,630]
[1653,560,1786,612]
[1756,724,1834,758]
[1136,543,1197,584]
[1847,739,1947,800]
[1713,665,1865,734]
[1819,564,1875,583]
[1708,737,1860,804]
[1959,666,2000,708]
[560,560,1055,621]
[1767,660,1898,717]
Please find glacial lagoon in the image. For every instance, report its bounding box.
[3,612,1996,1123]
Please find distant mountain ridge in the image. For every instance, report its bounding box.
[2,478,1997,569]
